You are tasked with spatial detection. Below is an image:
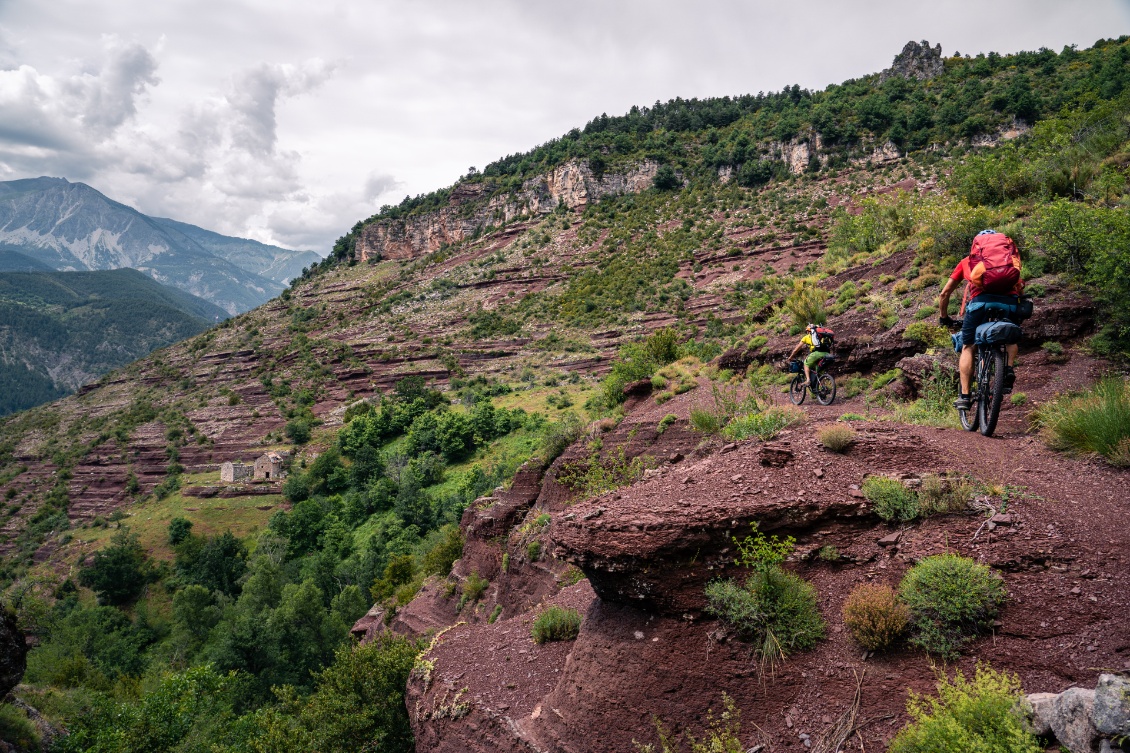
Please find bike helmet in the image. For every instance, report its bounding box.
[976,229,997,235]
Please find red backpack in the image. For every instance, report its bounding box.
[813,327,835,352]
[968,232,1022,295]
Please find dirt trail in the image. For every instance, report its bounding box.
[407,348,1129,752]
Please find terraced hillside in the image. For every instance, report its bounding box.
[1,37,1128,753]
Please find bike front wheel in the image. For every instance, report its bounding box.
[978,348,1007,437]
[814,372,837,405]
[789,374,807,405]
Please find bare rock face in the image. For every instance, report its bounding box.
[1,608,26,698]
[356,159,658,262]
[551,445,869,616]
[881,41,944,83]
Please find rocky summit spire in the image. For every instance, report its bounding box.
[880,40,944,82]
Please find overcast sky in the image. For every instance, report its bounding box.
[0,1,1126,252]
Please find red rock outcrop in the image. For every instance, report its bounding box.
[356,160,658,262]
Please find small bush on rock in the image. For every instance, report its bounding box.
[817,425,856,452]
[899,553,1005,658]
[863,476,919,522]
[889,664,1040,753]
[458,572,488,611]
[842,583,910,651]
[918,474,975,515]
[903,322,951,350]
[705,569,826,669]
[531,606,582,643]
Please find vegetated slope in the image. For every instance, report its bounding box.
[0,268,229,415]
[0,177,318,313]
[0,37,1127,753]
[0,248,51,272]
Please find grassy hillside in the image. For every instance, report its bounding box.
[0,268,229,415]
[0,37,1127,753]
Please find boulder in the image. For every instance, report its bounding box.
[1050,687,1101,753]
[0,608,27,698]
[895,353,957,399]
[759,443,794,468]
[1093,674,1130,737]
[1024,692,1057,736]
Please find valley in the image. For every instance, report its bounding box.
[0,37,1128,753]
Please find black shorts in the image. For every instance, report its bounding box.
[961,294,1019,349]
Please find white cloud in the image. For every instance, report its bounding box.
[0,0,1126,252]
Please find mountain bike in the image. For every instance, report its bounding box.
[949,317,1022,437]
[787,356,837,406]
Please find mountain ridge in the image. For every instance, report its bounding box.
[0,267,228,415]
[0,177,321,314]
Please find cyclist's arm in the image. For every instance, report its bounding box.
[787,342,804,360]
[938,277,960,322]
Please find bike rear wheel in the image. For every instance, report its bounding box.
[789,374,807,405]
[815,372,836,405]
[978,348,1007,437]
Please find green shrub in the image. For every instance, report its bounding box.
[782,279,828,327]
[526,540,542,561]
[914,305,938,321]
[637,694,745,753]
[488,605,503,624]
[559,566,586,586]
[1041,340,1064,356]
[705,568,826,668]
[458,572,488,611]
[722,406,805,442]
[863,476,919,522]
[889,665,1040,753]
[78,527,155,605]
[420,524,464,576]
[557,446,652,498]
[871,368,902,390]
[839,413,867,421]
[899,553,1006,658]
[1031,377,1130,466]
[540,412,583,463]
[531,606,583,644]
[903,322,951,349]
[816,545,840,562]
[842,583,910,652]
[917,474,974,515]
[817,425,855,452]
[0,704,38,751]
[656,413,678,435]
[1010,392,1027,406]
[689,407,723,434]
[167,516,193,545]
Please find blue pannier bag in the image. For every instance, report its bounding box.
[975,320,1022,346]
[952,332,963,354]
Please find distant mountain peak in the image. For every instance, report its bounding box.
[0,178,323,313]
